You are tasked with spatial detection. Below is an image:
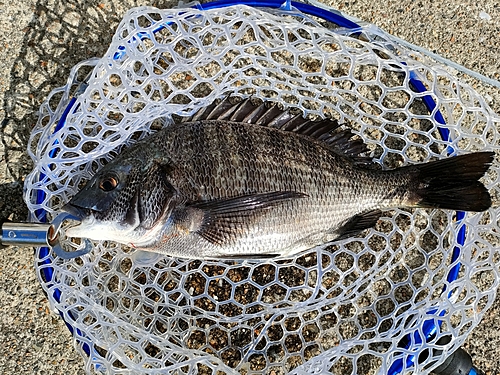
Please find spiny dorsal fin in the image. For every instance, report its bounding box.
[185,96,371,163]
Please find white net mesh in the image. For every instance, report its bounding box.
[24,3,500,374]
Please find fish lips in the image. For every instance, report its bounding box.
[59,203,96,239]
[61,202,91,221]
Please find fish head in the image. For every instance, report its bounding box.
[63,155,177,247]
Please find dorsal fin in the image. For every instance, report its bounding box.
[185,97,371,163]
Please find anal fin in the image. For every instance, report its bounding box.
[334,209,382,240]
[214,253,279,260]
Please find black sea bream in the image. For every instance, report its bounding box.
[63,97,493,259]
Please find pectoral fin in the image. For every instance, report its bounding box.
[188,191,308,245]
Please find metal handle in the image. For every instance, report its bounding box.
[1,213,92,259]
[1,221,54,247]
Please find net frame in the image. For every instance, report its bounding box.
[24,1,500,374]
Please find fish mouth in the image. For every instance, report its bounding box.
[61,203,90,220]
[61,203,100,239]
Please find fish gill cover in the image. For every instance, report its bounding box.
[24,2,500,375]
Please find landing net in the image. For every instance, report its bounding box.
[24,2,500,374]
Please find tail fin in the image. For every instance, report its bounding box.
[413,152,494,212]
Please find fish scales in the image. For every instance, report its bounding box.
[170,122,342,194]
[74,122,404,255]
[64,98,493,259]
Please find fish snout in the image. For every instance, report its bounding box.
[61,202,89,220]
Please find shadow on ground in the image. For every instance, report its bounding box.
[0,0,179,222]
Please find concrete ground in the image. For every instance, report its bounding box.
[0,0,499,374]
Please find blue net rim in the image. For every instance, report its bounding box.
[34,1,464,373]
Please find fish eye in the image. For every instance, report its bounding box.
[99,175,119,192]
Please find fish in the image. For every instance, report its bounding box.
[63,97,494,259]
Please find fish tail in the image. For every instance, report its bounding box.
[411,151,494,212]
